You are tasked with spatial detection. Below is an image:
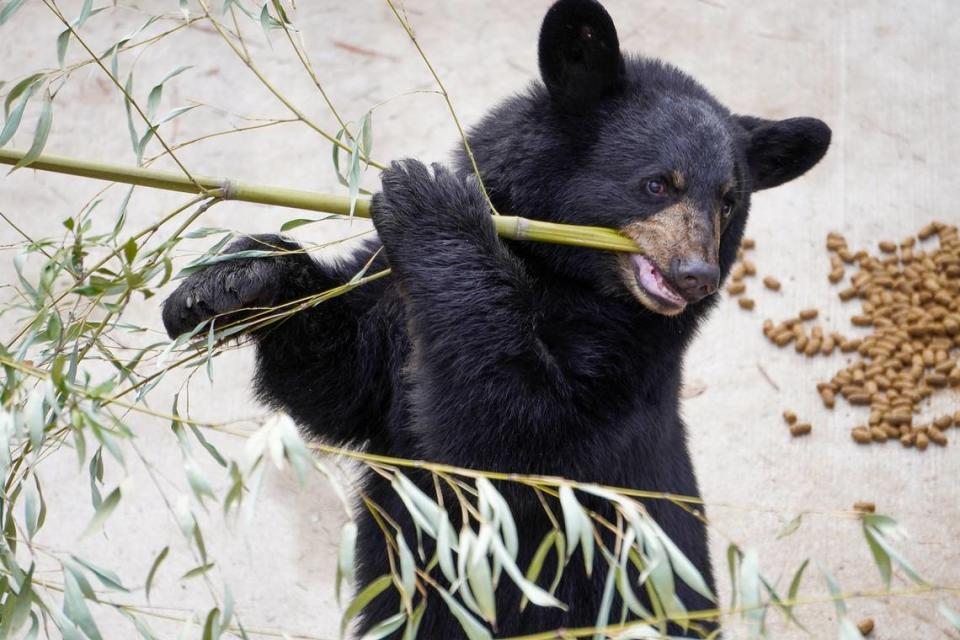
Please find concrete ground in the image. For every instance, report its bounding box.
[1,0,958,638]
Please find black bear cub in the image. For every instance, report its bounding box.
[163,0,830,636]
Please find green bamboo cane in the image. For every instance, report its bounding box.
[0,148,641,253]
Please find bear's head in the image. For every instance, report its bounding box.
[464,0,831,318]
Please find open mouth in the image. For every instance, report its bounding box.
[629,254,687,314]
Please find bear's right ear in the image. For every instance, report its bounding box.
[538,0,625,113]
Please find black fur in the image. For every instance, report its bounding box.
[162,1,830,636]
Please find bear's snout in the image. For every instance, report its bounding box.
[671,257,720,301]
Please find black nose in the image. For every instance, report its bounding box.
[671,257,720,300]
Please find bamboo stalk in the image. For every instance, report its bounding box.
[0,148,640,253]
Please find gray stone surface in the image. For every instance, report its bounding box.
[1,1,958,638]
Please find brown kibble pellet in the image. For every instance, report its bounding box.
[741,237,755,250]
[742,260,757,276]
[819,387,835,408]
[763,276,781,291]
[878,241,897,254]
[799,309,818,321]
[727,281,746,296]
[838,287,858,301]
[849,392,872,406]
[934,415,954,430]
[790,423,812,437]
[870,426,888,442]
[738,298,755,311]
[852,427,872,444]
[928,427,948,446]
[857,618,875,636]
[853,501,876,513]
[916,431,929,450]
[731,263,746,281]
[783,410,798,425]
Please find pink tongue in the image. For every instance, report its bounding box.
[631,255,685,305]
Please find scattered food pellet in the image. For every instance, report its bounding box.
[738,298,755,311]
[790,423,812,437]
[782,410,798,425]
[727,281,746,296]
[853,501,876,513]
[799,309,819,321]
[741,237,756,250]
[763,276,781,291]
[857,618,875,636]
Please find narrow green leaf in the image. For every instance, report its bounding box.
[821,566,847,618]
[437,589,492,640]
[181,562,215,580]
[592,562,617,640]
[341,575,392,639]
[939,604,960,630]
[0,0,26,25]
[11,88,53,171]
[786,558,809,614]
[63,567,103,640]
[81,485,121,538]
[335,521,357,604]
[56,30,71,68]
[0,79,36,146]
[776,514,802,540]
[201,608,220,640]
[189,425,227,467]
[71,556,128,592]
[23,476,40,539]
[396,533,416,607]
[491,536,564,610]
[360,612,406,640]
[145,546,169,602]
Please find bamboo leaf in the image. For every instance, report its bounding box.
[648,518,715,602]
[492,536,564,609]
[786,558,809,615]
[592,562,617,640]
[437,589,492,640]
[821,566,847,618]
[3,73,41,117]
[939,604,960,630]
[360,612,406,640]
[776,514,802,540]
[181,562,215,580]
[335,521,357,604]
[397,533,416,607]
[71,556,128,592]
[862,525,891,587]
[80,485,121,538]
[145,546,169,602]
[23,474,40,539]
[341,575,393,639]
[0,0,26,25]
[401,599,427,640]
[739,548,762,633]
[520,530,558,610]
[11,88,52,171]
[56,30,72,68]
[189,425,227,467]
[436,514,457,584]
[63,566,103,640]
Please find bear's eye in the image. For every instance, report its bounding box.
[721,201,734,218]
[645,178,667,197]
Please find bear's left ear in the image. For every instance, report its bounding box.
[538,0,625,113]
[735,116,832,191]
